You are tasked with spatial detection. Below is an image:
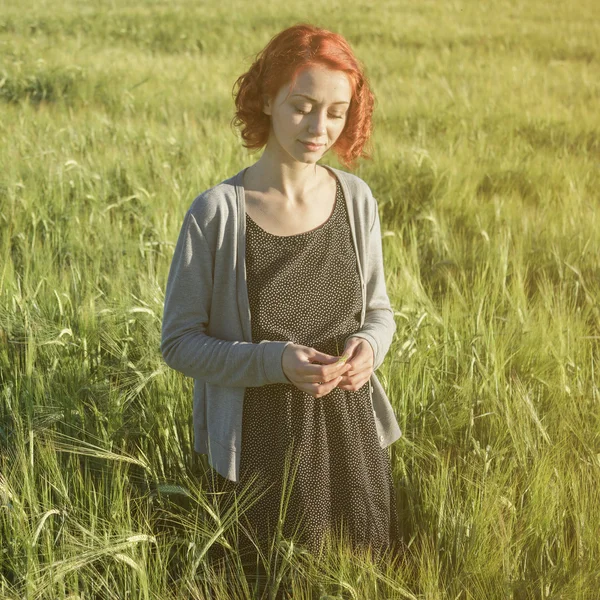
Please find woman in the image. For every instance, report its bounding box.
[161,23,402,573]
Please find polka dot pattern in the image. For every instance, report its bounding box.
[207,177,400,564]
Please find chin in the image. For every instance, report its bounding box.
[298,148,327,162]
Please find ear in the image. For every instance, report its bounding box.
[262,95,272,116]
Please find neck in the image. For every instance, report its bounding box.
[244,146,325,206]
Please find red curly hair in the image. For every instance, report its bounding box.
[231,23,375,170]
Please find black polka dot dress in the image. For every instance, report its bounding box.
[207,176,400,566]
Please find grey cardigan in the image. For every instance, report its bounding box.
[161,165,402,482]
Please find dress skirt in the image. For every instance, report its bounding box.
[206,175,400,565]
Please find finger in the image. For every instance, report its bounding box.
[345,361,372,376]
[346,360,369,373]
[313,376,343,398]
[344,348,374,372]
[344,340,373,362]
[322,359,353,380]
[315,374,344,397]
[338,376,370,392]
[341,350,362,369]
[310,350,343,364]
[304,361,351,382]
[338,367,372,387]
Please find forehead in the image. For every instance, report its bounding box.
[280,65,353,103]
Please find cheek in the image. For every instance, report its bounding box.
[277,113,302,132]
[272,116,294,139]
[331,121,347,138]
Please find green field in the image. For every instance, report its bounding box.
[1,0,599,598]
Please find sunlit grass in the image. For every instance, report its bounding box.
[1,0,599,597]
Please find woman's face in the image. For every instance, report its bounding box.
[263,65,352,165]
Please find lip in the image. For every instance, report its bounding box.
[300,141,325,151]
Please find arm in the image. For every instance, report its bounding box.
[346,198,396,371]
[160,211,291,387]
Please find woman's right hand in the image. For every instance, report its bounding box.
[281,343,351,399]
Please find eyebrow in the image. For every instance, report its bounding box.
[290,94,350,105]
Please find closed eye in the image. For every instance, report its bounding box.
[295,108,345,119]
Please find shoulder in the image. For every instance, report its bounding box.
[324,165,374,199]
[324,166,377,227]
[186,172,239,228]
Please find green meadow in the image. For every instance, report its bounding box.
[1,0,599,597]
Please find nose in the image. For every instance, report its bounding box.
[308,110,327,136]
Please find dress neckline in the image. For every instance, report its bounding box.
[245,177,340,240]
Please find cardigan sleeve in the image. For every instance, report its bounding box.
[160,211,292,387]
[346,198,396,371]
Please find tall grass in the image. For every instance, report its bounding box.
[1,0,599,597]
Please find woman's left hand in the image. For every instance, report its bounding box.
[335,337,374,391]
